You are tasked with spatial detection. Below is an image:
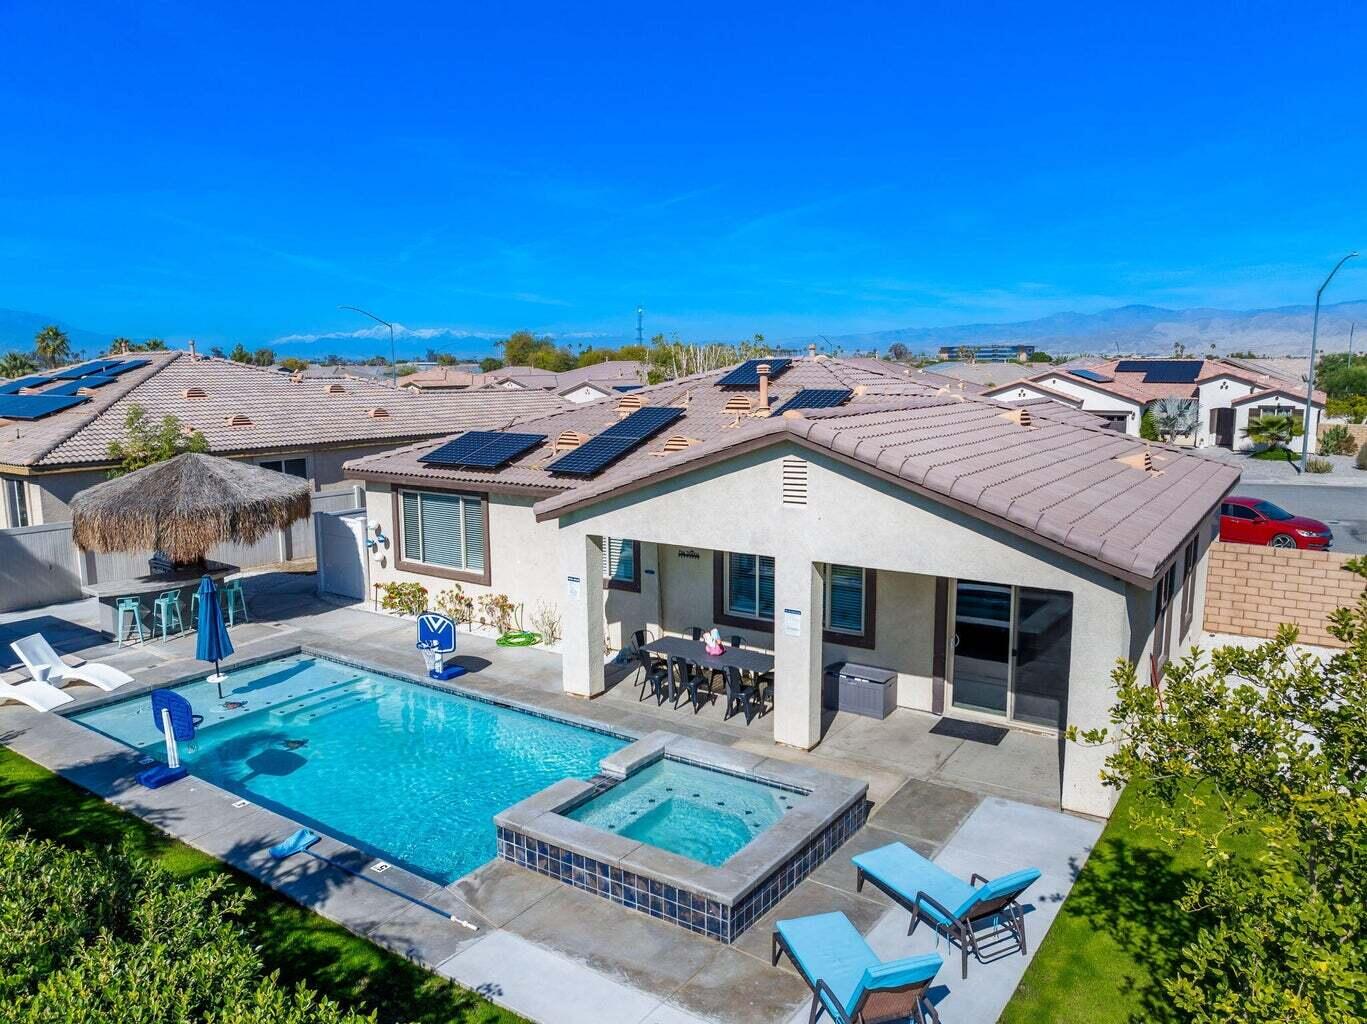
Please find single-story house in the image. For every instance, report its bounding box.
[0,351,565,528]
[342,355,1239,819]
[403,361,648,403]
[982,358,1326,447]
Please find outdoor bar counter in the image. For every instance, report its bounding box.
[81,561,239,639]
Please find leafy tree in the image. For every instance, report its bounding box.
[365,354,389,366]
[229,343,252,363]
[142,337,167,351]
[886,342,910,361]
[1070,557,1367,1024]
[395,363,418,376]
[209,345,226,359]
[498,329,573,370]
[1227,349,1260,358]
[478,357,503,373]
[433,352,457,365]
[1028,350,1053,362]
[107,404,209,476]
[1315,353,1367,399]
[0,351,37,378]
[252,348,275,367]
[108,336,134,355]
[279,357,309,372]
[1150,397,1199,442]
[33,325,71,368]
[1242,412,1303,458]
[646,333,772,382]
[1140,410,1160,441]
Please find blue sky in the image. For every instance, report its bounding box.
[3,1,1366,350]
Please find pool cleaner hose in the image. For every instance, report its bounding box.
[495,630,541,647]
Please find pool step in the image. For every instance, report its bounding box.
[265,677,372,721]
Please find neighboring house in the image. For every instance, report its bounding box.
[342,354,1238,819]
[982,358,1325,447]
[0,351,565,528]
[920,360,1060,390]
[935,343,1036,362]
[401,361,648,402]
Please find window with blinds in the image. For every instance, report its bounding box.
[825,564,865,634]
[603,537,638,586]
[726,552,775,619]
[400,490,485,573]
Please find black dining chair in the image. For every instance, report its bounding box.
[722,666,761,724]
[673,657,711,714]
[730,635,745,650]
[690,626,704,642]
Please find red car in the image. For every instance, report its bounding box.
[1219,496,1333,550]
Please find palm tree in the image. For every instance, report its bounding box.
[1150,397,1199,442]
[109,336,134,355]
[33,325,71,368]
[1243,412,1302,461]
[0,351,38,378]
[142,337,167,351]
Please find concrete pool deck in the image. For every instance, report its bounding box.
[1,570,1103,1024]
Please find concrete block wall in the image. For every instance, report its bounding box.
[1317,421,1367,450]
[1203,542,1364,647]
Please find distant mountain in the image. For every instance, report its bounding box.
[808,301,1367,357]
[267,326,633,362]
[0,309,109,356]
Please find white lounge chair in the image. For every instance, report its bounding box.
[0,675,74,711]
[11,634,134,693]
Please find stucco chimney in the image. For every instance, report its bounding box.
[188,339,197,360]
[807,342,816,359]
[757,362,771,411]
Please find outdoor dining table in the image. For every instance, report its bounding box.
[642,636,775,679]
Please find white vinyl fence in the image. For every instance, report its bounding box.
[0,485,363,614]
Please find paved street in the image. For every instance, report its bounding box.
[1235,483,1367,555]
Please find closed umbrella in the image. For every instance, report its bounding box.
[196,575,234,699]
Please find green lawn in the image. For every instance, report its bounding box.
[1000,786,1254,1024]
[0,746,523,1024]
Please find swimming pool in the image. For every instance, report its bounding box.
[73,654,627,883]
[565,759,803,866]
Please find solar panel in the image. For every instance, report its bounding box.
[51,359,120,380]
[717,358,793,388]
[0,394,90,419]
[547,406,686,476]
[105,359,152,376]
[0,375,55,395]
[1115,359,1201,383]
[418,430,547,469]
[1071,368,1114,383]
[44,376,117,396]
[772,388,853,414]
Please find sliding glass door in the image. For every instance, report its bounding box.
[951,581,1072,730]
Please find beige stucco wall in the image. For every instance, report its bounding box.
[1032,375,1142,434]
[553,442,1152,818]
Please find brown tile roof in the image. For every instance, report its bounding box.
[1035,358,1327,406]
[0,351,566,469]
[348,356,1236,583]
[1229,387,1326,408]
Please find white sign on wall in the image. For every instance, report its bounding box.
[567,575,581,599]
[783,607,801,637]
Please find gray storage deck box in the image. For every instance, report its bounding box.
[825,662,898,719]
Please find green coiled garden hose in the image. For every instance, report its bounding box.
[496,630,541,648]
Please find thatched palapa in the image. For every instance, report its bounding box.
[71,453,311,565]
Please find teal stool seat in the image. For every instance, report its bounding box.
[152,589,185,640]
[115,597,146,646]
[222,579,249,626]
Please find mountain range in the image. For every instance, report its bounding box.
[2,300,1364,362]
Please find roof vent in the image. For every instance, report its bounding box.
[552,430,591,453]
[224,414,252,427]
[724,395,753,413]
[616,394,644,417]
[1115,447,1161,473]
[182,387,207,399]
[653,434,699,456]
[367,407,390,418]
[326,383,346,394]
[290,372,303,384]
[781,456,808,506]
[998,406,1034,428]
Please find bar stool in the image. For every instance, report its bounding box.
[222,579,249,626]
[115,597,146,646]
[152,589,185,640]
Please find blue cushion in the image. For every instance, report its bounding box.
[850,953,943,1016]
[951,867,1042,920]
[852,843,976,928]
[775,912,877,1019]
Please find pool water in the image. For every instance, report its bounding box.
[565,759,803,866]
[73,654,626,883]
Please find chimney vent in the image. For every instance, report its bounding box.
[188,339,197,360]
[757,363,772,412]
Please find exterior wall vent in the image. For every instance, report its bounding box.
[781,456,808,506]
[182,387,207,399]
[653,434,699,456]
[552,430,591,453]
[325,383,346,394]
[616,394,644,417]
[367,407,390,418]
[224,414,252,427]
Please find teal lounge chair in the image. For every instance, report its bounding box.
[853,843,1040,979]
[772,912,944,1024]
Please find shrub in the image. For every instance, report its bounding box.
[1358,440,1367,471]
[528,601,562,646]
[1306,457,1334,474]
[0,818,368,1023]
[378,580,427,616]
[1318,424,1358,456]
[477,593,518,634]
[433,585,474,627]
[1139,410,1159,441]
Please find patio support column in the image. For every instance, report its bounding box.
[772,558,823,749]
[1061,581,1130,818]
[561,532,605,698]
[640,542,663,639]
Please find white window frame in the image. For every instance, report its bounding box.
[3,477,29,528]
[259,456,308,479]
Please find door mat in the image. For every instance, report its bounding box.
[929,717,1009,745]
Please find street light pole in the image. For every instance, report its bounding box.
[1300,252,1358,470]
[339,306,397,387]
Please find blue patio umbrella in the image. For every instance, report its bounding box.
[195,575,234,699]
